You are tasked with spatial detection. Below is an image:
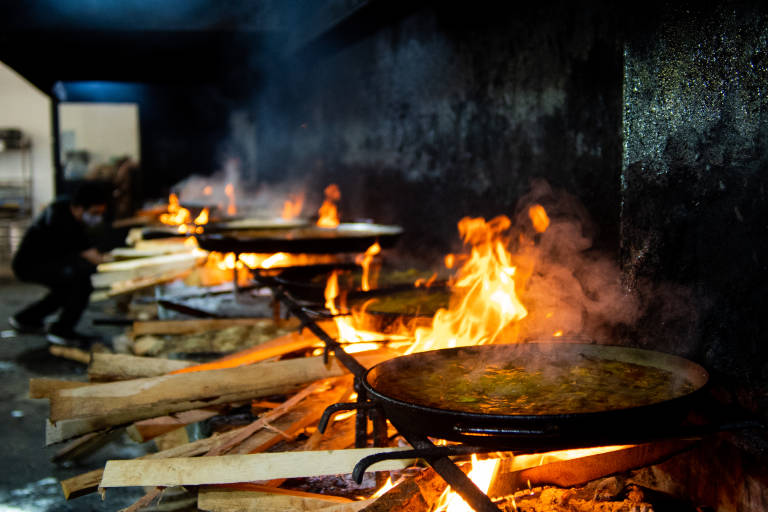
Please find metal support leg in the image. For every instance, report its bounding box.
[402,432,501,512]
[354,379,369,448]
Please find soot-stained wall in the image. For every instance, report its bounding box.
[255,2,622,260]
[621,2,768,424]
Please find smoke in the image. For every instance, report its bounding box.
[511,180,641,343]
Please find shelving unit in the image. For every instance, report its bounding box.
[0,136,33,216]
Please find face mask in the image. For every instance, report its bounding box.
[82,212,103,226]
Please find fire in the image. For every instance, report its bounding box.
[435,455,500,512]
[324,271,388,346]
[203,185,212,195]
[281,194,304,220]
[356,242,381,292]
[225,183,237,216]
[317,184,341,228]
[159,193,191,226]
[194,207,209,225]
[528,204,550,233]
[406,216,528,354]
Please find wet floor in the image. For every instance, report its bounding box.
[0,279,148,511]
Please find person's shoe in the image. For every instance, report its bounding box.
[8,316,45,334]
[46,326,99,347]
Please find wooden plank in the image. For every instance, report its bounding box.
[30,378,90,399]
[51,428,124,463]
[198,487,372,512]
[101,447,416,487]
[88,353,198,381]
[127,408,222,443]
[169,331,317,374]
[92,252,202,288]
[49,349,395,424]
[131,318,279,337]
[48,345,91,364]
[60,468,105,500]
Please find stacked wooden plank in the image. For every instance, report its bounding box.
[32,316,430,511]
[91,248,205,300]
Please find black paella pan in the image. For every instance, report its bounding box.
[363,342,709,448]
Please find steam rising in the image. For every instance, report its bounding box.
[513,180,640,342]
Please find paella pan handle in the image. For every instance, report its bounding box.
[452,424,560,437]
[318,402,379,434]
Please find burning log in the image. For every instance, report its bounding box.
[48,349,395,426]
[359,469,446,512]
[100,447,416,488]
[88,353,198,381]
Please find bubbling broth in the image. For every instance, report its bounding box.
[370,348,697,415]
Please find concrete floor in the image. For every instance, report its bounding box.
[0,279,148,511]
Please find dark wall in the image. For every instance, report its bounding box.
[254,2,623,260]
[621,2,768,425]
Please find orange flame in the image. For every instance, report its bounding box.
[317,184,341,228]
[435,455,500,512]
[159,193,192,226]
[324,271,386,345]
[281,194,305,220]
[356,242,381,292]
[225,183,237,216]
[406,216,528,354]
[203,185,212,195]
[528,204,550,233]
[194,208,209,225]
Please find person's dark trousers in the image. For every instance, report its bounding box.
[12,257,95,332]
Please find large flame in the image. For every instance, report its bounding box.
[406,215,529,354]
[317,184,341,228]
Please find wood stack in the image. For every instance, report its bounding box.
[32,314,433,511]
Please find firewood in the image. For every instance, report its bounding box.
[169,329,319,374]
[100,447,417,488]
[48,349,396,426]
[60,468,106,500]
[59,378,349,499]
[153,427,190,451]
[206,378,336,456]
[52,428,124,463]
[29,378,90,399]
[127,408,222,443]
[360,469,445,512]
[197,486,371,512]
[48,345,91,364]
[88,353,198,381]
[302,415,356,451]
[92,252,203,288]
[131,318,284,337]
[232,377,352,455]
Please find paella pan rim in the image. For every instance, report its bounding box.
[363,342,709,422]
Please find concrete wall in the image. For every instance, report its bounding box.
[0,61,54,213]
